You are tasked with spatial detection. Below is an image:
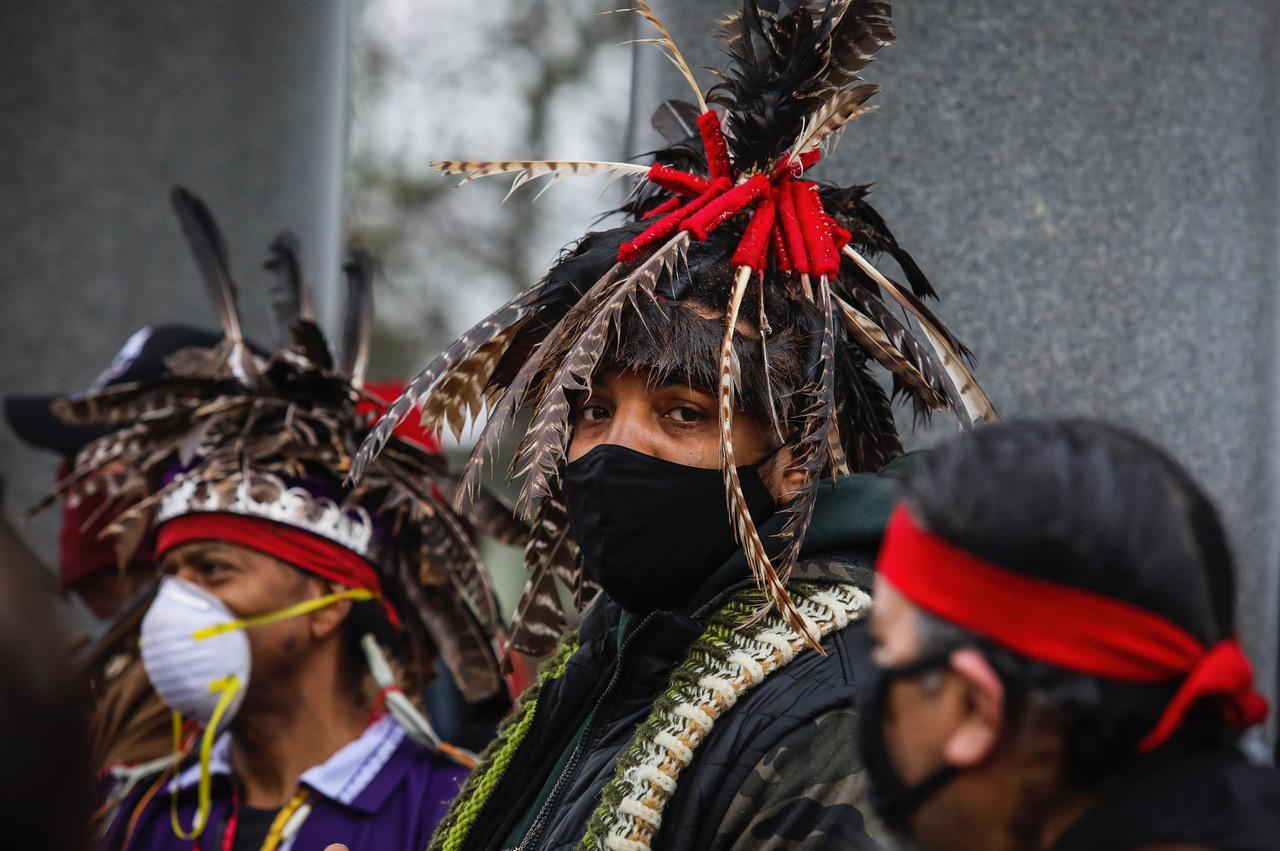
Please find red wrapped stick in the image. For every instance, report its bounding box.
[681,173,771,241]
[618,177,732,262]
[646,164,711,198]
[698,111,733,181]
[731,198,777,270]
[775,179,811,276]
[794,182,838,277]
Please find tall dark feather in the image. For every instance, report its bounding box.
[650,98,701,145]
[340,248,375,387]
[264,231,332,369]
[170,186,243,344]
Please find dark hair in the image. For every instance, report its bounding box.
[516,224,903,471]
[901,419,1237,785]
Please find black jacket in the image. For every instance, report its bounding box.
[456,472,900,851]
[1051,739,1280,851]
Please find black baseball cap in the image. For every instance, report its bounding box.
[4,325,227,457]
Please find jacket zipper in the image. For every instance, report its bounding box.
[515,613,657,851]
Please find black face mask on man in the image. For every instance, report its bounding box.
[856,652,961,835]
[562,443,777,614]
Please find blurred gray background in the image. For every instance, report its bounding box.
[1,0,1276,727]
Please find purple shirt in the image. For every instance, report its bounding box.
[100,715,468,850]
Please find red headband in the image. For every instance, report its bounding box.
[878,504,1268,751]
[156,513,399,629]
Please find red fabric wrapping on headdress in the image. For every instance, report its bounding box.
[877,504,1269,751]
[619,177,731,262]
[58,467,155,589]
[682,173,771,241]
[732,198,777,270]
[697,110,733,180]
[359,381,441,454]
[156,513,400,628]
[646,164,711,198]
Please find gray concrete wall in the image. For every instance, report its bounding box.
[633,1,1280,714]
[0,1,349,562]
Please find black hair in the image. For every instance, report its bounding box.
[508,223,903,471]
[901,419,1237,785]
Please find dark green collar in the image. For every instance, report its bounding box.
[683,455,917,614]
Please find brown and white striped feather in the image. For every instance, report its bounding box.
[350,290,539,484]
[398,559,503,702]
[842,245,997,423]
[833,295,948,411]
[505,564,567,661]
[789,84,879,159]
[774,279,842,649]
[422,324,524,441]
[383,459,502,635]
[514,233,689,516]
[432,160,649,195]
[719,267,821,649]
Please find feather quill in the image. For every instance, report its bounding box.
[621,1,708,112]
[772,277,841,648]
[788,84,879,159]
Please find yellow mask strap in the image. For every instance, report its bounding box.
[191,588,377,641]
[169,674,241,840]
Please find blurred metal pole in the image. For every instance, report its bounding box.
[630,0,1280,733]
[0,0,349,562]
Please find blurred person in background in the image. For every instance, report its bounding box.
[0,554,92,851]
[353,2,1001,848]
[5,324,229,620]
[863,419,1279,851]
[72,189,517,850]
[5,324,234,772]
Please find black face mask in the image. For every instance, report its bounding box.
[562,443,777,614]
[856,652,961,835]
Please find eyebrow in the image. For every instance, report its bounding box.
[649,377,715,396]
[169,543,223,564]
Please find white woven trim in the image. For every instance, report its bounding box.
[672,704,713,733]
[157,473,375,558]
[591,584,871,851]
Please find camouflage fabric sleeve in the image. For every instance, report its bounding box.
[711,706,889,851]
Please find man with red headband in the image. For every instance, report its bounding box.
[862,419,1279,851]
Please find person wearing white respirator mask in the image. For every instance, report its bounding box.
[66,188,520,851]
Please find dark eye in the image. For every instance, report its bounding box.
[669,405,703,424]
[579,403,610,423]
[197,560,232,578]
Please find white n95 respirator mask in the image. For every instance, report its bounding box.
[140,576,252,727]
[140,574,375,840]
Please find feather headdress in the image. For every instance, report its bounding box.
[45,187,516,703]
[354,0,997,655]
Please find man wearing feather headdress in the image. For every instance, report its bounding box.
[354,2,996,849]
[70,189,524,851]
